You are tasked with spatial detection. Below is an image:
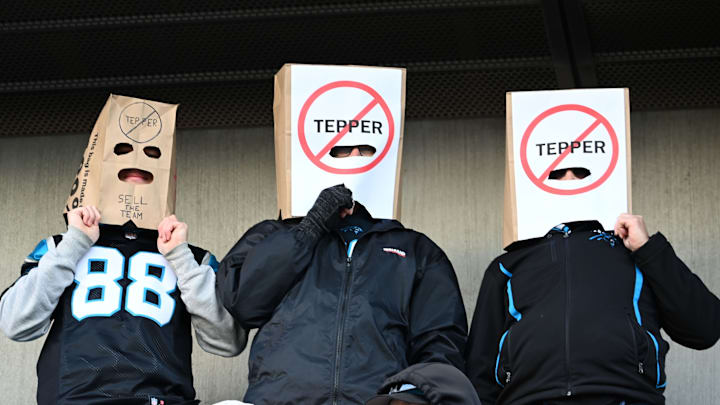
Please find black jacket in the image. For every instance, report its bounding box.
[217,205,467,405]
[369,362,482,405]
[466,221,720,405]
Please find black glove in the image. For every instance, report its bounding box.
[294,184,353,243]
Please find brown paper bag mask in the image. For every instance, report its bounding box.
[64,94,178,230]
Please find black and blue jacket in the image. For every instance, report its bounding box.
[217,204,467,405]
[466,221,720,405]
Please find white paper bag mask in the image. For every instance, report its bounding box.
[64,94,178,230]
[274,64,405,219]
[504,88,631,247]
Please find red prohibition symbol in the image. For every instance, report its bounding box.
[519,104,619,195]
[298,80,395,175]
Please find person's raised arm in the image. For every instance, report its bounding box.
[217,185,354,330]
[0,206,99,341]
[616,213,720,349]
[158,215,247,357]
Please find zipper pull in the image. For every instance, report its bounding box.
[638,362,644,374]
[505,371,511,384]
[346,257,352,266]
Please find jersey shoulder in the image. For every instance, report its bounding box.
[22,234,64,275]
[188,244,218,272]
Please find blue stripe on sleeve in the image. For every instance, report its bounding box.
[207,254,219,273]
[27,239,48,261]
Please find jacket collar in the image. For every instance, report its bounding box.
[505,220,607,252]
[99,220,159,241]
[351,202,404,234]
[547,220,605,236]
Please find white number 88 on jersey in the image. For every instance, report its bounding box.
[71,246,177,326]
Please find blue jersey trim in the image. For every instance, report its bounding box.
[27,239,49,261]
[495,330,510,387]
[70,247,125,322]
[88,259,108,274]
[145,263,165,281]
[143,288,161,308]
[633,267,644,325]
[126,251,177,327]
[85,285,105,302]
[207,254,219,272]
[506,280,522,321]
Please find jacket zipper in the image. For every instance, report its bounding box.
[328,225,388,404]
[563,233,572,397]
[331,245,355,405]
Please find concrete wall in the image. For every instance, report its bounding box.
[0,109,718,404]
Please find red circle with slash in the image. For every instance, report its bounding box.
[519,104,619,195]
[298,81,395,174]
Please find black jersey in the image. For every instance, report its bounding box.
[31,223,210,405]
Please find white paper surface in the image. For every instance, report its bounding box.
[290,65,403,218]
[510,88,629,240]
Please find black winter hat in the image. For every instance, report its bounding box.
[365,363,481,405]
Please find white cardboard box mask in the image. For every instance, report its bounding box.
[274,64,406,219]
[64,94,178,230]
[504,88,631,247]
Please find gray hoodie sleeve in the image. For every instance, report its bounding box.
[163,242,247,357]
[0,226,93,341]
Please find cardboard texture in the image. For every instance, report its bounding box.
[64,94,178,230]
[273,63,406,219]
[504,88,631,247]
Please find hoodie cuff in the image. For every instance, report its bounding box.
[164,242,197,277]
[56,226,94,265]
[631,232,669,268]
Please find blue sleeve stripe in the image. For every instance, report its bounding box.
[633,266,644,325]
[27,239,48,261]
[499,262,512,278]
[208,254,219,273]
